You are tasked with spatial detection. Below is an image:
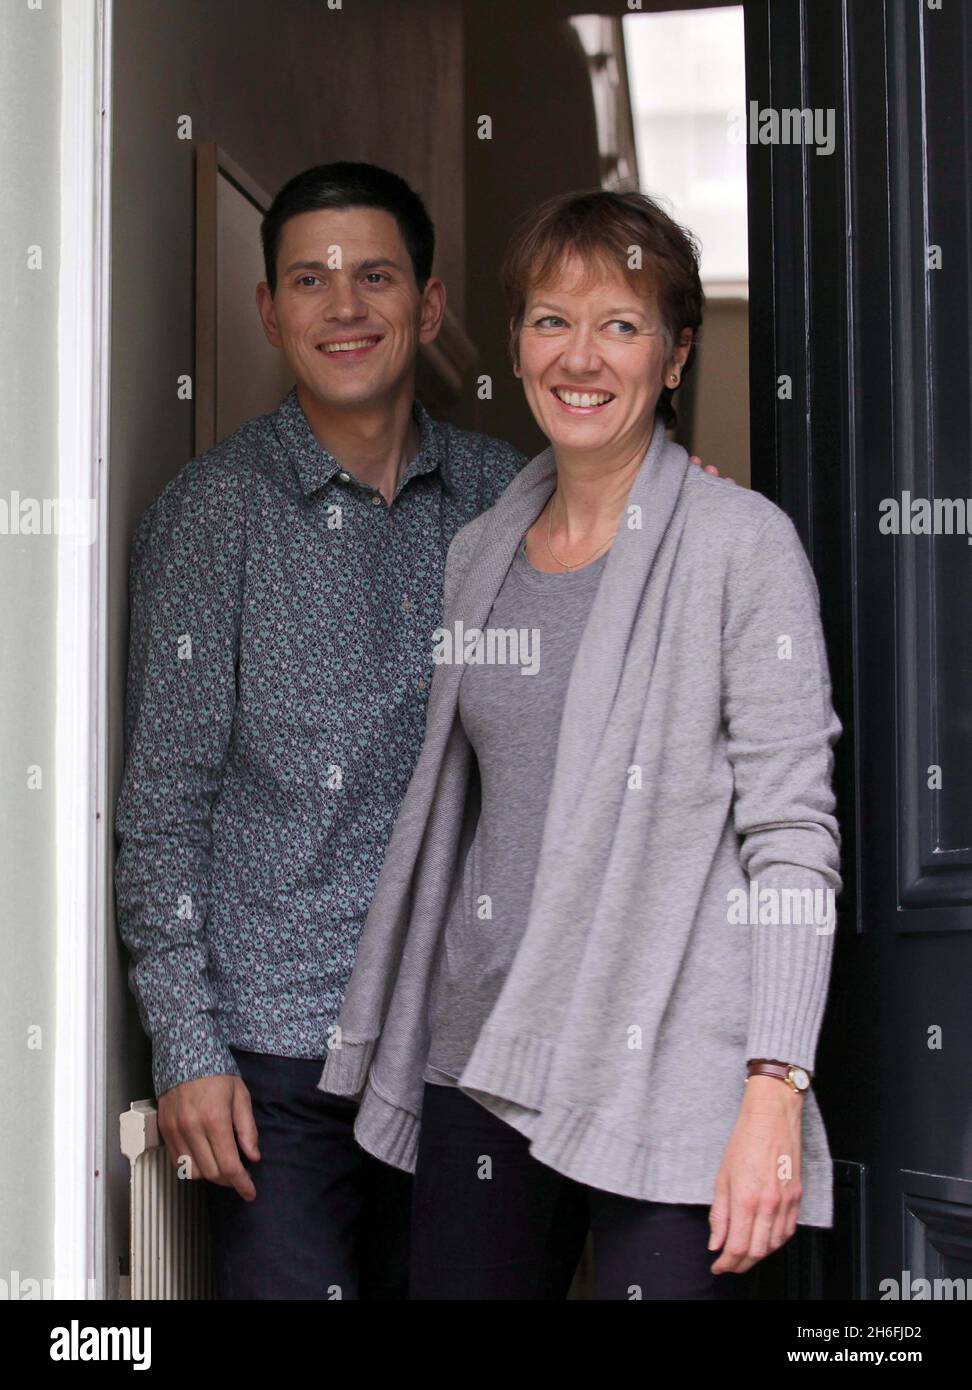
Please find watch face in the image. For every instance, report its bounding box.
[790,1067,811,1091]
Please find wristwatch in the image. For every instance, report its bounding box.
[746,1058,811,1093]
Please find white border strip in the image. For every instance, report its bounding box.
[54,0,111,1301]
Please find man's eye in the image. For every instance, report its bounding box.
[363,272,388,284]
[297,275,320,287]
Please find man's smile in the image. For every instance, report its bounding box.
[316,333,384,360]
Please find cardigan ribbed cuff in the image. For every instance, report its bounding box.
[353,1077,421,1173]
[744,865,837,1073]
[317,1037,375,1098]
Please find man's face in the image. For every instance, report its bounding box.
[257,206,444,411]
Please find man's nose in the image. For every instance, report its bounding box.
[324,277,366,319]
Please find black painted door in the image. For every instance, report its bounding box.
[745,0,972,1301]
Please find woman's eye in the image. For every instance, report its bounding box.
[533,315,567,329]
[607,320,638,335]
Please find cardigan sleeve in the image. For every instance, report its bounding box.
[721,506,843,1074]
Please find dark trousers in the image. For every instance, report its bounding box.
[204,1048,413,1300]
[410,1082,757,1301]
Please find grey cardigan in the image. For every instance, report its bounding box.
[319,415,843,1227]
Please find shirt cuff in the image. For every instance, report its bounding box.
[151,1018,241,1098]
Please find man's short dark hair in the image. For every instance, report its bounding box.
[261,161,435,295]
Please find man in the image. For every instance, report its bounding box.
[115,161,719,1301]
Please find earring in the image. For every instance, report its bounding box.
[670,373,679,384]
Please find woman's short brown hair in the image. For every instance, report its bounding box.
[500,188,704,427]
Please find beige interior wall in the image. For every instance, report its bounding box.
[692,297,750,486]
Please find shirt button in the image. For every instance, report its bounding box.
[417,677,427,691]
[338,471,350,482]
[402,597,413,612]
[371,494,383,507]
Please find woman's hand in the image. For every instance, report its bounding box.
[707,1076,804,1274]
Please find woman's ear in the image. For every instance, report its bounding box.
[664,328,694,386]
[675,326,694,368]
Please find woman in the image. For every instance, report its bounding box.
[318,189,842,1300]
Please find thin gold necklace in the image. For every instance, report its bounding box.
[543,491,616,572]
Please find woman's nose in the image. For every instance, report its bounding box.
[557,331,601,374]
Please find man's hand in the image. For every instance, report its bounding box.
[157,1073,261,1201]
[689,454,737,484]
[707,1075,804,1274]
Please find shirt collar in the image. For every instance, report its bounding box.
[273,386,446,498]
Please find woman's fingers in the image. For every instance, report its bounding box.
[771,1173,801,1250]
[708,1172,731,1254]
[710,1185,757,1273]
[747,1200,779,1266]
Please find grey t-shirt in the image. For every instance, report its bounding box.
[424,531,609,1087]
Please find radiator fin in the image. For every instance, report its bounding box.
[121,1100,214,1300]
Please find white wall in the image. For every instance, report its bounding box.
[0,0,63,1289]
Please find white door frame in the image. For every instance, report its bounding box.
[53,0,112,1301]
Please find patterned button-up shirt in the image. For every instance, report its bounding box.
[115,386,527,1096]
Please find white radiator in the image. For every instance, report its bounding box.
[119,1101,213,1300]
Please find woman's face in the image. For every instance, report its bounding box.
[514,252,690,463]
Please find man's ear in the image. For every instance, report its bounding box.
[418,276,447,345]
[256,282,283,348]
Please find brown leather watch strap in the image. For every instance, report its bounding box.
[746,1059,811,1091]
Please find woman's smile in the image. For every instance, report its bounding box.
[550,386,616,414]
